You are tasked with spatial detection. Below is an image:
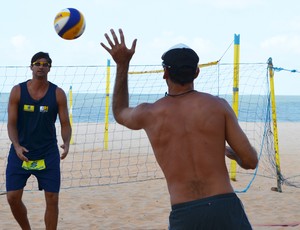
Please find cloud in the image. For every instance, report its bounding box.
[150,31,214,54]
[286,16,300,31]
[189,0,264,9]
[10,35,27,49]
[192,37,215,56]
[0,35,32,65]
[261,35,300,54]
[138,32,218,65]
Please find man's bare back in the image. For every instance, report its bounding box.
[101,28,258,229]
[136,90,257,204]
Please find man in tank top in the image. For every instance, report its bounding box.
[6,52,72,230]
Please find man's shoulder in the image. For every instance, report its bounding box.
[14,80,28,90]
[195,92,227,104]
[10,83,22,96]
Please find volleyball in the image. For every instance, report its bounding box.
[54,8,86,40]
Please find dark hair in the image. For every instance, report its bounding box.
[168,66,197,85]
[31,52,52,67]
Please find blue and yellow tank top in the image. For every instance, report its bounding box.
[12,80,59,160]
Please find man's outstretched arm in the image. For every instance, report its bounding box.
[100,29,139,127]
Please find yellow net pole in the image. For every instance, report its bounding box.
[268,57,282,192]
[69,86,74,144]
[230,34,240,181]
[104,59,111,150]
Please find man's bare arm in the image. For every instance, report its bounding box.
[223,99,258,169]
[100,29,139,128]
[56,87,72,159]
[7,85,29,161]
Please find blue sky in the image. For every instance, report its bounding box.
[1,0,300,95]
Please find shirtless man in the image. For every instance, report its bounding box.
[101,29,258,229]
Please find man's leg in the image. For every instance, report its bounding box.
[7,189,31,230]
[44,191,59,230]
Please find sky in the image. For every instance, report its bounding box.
[1,0,300,95]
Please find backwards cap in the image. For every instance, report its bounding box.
[161,43,199,70]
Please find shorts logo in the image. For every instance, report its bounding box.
[22,159,46,170]
[40,106,49,113]
[23,105,34,112]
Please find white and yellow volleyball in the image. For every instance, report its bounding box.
[54,8,86,40]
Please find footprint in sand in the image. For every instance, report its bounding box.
[80,203,97,211]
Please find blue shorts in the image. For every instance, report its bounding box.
[169,193,252,230]
[6,150,61,193]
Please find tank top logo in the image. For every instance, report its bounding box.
[40,106,49,113]
[23,104,34,112]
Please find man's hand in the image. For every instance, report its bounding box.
[60,143,69,160]
[100,28,137,65]
[14,145,29,162]
[225,146,242,166]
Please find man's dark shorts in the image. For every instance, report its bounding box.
[169,193,252,230]
[6,151,60,193]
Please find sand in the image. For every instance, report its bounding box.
[0,122,299,229]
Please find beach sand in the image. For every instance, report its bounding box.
[0,122,299,229]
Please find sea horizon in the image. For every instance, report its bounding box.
[0,93,300,123]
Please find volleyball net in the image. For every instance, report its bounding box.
[0,60,299,193]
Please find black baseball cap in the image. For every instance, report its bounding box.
[161,43,199,70]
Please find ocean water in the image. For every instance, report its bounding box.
[0,93,300,123]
